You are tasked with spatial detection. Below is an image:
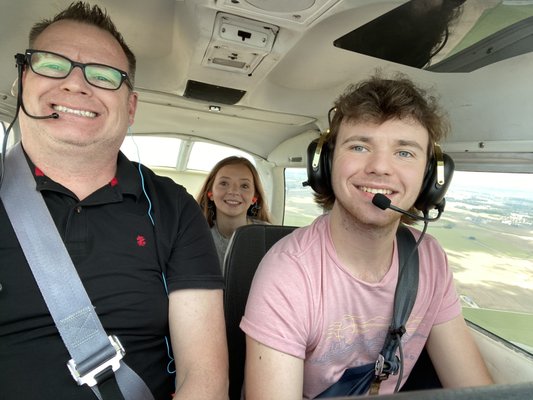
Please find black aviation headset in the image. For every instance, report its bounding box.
[304,109,455,214]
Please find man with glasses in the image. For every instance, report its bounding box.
[0,2,228,400]
[24,49,134,91]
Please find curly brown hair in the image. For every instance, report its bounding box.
[314,73,449,222]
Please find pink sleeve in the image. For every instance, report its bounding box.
[433,250,461,324]
[415,231,461,325]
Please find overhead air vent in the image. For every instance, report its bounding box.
[202,13,278,74]
[183,80,246,105]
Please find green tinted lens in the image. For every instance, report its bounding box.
[85,65,123,89]
[31,52,71,77]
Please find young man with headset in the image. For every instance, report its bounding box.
[240,74,493,399]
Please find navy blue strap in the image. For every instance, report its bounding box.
[393,226,419,333]
[315,226,419,397]
[378,226,419,375]
[316,364,375,398]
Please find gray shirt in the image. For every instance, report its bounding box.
[211,218,267,274]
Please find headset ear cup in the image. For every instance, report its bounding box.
[415,153,455,212]
[305,138,332,194]
[322,141,332,187]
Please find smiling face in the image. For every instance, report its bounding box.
[19,19,137,155]
[209,164,256,220]
[331,117,429,227]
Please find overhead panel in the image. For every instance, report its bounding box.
[202,12,279,74]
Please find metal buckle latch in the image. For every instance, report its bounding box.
[67,335,125,387]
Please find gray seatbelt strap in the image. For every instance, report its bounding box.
[0,142,155,400]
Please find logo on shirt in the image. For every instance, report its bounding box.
[136,235,147,247]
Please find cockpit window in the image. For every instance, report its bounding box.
[122,136,182,168]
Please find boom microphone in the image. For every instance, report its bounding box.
[20,101,59,120]
[13,54,59,120]
[372,193,443,222]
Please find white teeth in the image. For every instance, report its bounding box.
[53,105,96,118]
[360,186,392,195]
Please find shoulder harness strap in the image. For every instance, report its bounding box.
[370,225,420,394]
[1,143,155,400]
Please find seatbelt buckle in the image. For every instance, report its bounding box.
[371,355,389,396]
[67,335,125,387]
[374,354,387,379]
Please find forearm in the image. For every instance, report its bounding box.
[427,315,494,388]
[169,289,229,400]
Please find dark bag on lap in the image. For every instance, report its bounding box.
[315,364,375,398]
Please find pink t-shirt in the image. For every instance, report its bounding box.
[240,214,460,398]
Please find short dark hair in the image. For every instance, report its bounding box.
[28,1,136,86]
[315,72,449,213]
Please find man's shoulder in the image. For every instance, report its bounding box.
[138,164,184,190]
[118,152,190,198]
[134,163,200,229]
[135,163,193,205]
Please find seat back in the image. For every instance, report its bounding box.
[223,224,297,400]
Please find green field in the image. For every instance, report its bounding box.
[430,203,533,315]
[463,307,533,350]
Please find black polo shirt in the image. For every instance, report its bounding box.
[0,150,223,399]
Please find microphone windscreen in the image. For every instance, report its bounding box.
[372,193,391,210]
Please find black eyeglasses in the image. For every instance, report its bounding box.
[21,49,133,90]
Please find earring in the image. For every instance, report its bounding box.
[208,199,216,220]
[249,202,261,217]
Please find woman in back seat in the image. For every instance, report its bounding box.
[197,156,272,271]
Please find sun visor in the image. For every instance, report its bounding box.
[183,80,246,105]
